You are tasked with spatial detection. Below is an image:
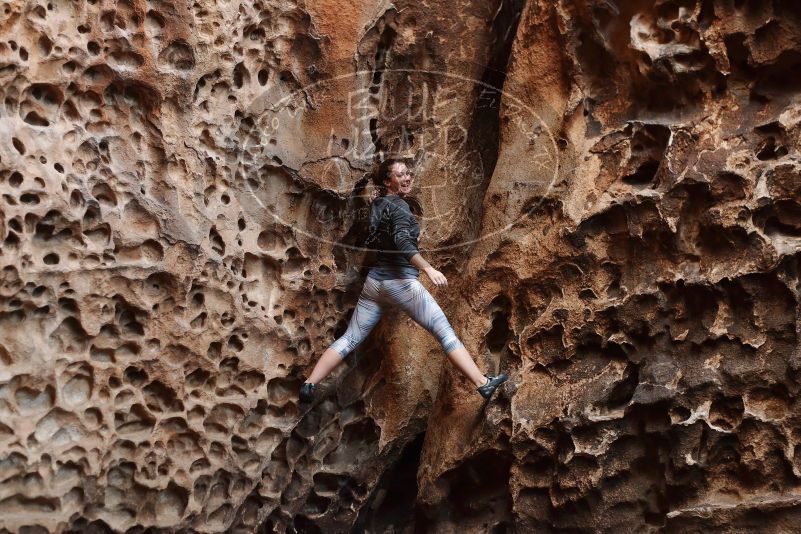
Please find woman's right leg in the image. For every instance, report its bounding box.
[389,279,488,387]
[304,277,385,384]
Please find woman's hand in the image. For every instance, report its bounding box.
[424,267,448,287]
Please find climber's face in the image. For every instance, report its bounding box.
[384,162,414,197]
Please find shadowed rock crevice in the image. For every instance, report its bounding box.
[350,431,426,533]
[418,448,514,532]
[459,0,528,248]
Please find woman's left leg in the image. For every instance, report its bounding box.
[305,277,385,385]
[305,347,350,385]
[391,279,488,387]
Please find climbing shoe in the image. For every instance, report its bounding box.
[477,373,508,400]
[299,382,316,403]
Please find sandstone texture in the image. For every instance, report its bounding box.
[2,0,801,532]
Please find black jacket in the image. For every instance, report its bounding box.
[365,195,420,269]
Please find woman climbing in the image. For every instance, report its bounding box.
[299,158,508,404]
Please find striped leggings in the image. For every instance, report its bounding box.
[329,276,465,358]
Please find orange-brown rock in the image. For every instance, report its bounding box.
[2,0,801,532]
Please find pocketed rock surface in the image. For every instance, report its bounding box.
[2,0,801,532]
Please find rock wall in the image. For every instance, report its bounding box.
[1,0,801,532]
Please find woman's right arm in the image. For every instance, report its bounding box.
[410,253,448,286]
[389,202,448,287]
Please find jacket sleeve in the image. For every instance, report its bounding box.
[389,201,420,261]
